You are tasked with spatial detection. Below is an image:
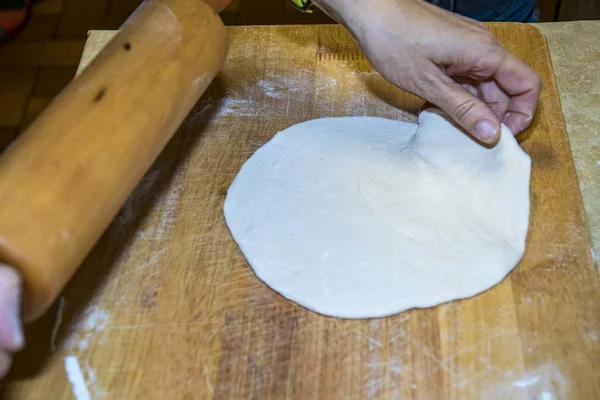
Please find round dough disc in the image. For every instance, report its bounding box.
[224,110,531,318]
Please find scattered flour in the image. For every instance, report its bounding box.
[64,356,91,400]
[63,306,110,352]
[64,356,106,399]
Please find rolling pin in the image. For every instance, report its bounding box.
[0,0,232,322]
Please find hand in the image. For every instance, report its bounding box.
[314,0,542,143]
[0,264,24,380]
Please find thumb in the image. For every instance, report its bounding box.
[418,71,502,143]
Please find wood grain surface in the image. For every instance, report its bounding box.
[4,23,600,399]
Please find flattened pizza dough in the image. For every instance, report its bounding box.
[224,110,531,318]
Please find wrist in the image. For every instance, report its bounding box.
[313,0,407,40]
[312,0,363,28]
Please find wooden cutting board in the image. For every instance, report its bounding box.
[5,23,600,399]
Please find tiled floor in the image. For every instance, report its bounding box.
[0,0,126,150]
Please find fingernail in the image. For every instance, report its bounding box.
[475,119,500,143]
[504,112,532,135]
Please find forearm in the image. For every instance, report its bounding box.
[312,0,352,21]
[312,0,368,36]
[312,0,413,44]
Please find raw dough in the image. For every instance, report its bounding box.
[224,110,531,318]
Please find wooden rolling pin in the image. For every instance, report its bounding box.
[0,0,232,322]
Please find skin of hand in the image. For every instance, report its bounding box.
[0,264,24,380]
[313,0,542,143]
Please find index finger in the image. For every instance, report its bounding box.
[493,52,542,134]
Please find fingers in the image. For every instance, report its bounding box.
[459,79,510,123]
[478,79,510,122]
[418,68,501,143]
[0,265,23,381]
[443,31,540,134]
[492,52,542,134]
[0,265,24,354]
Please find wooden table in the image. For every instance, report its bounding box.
[4,22,600,399]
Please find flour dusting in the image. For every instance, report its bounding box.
[64,356,91,400]
[486,363,568,399]
[81,307,109,331]
[198,67,415,123]
[64,306,110,351]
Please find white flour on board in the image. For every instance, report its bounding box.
[84,360,108,398]
[64,356,106,400]
[81,306,109,331]
[103,153,187,305]
[488,363,569,399]
[198,68,414,122]
[356,326,568,398]
[61,308,111,397]
[63,306,110,352]
[64,356,91,400]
